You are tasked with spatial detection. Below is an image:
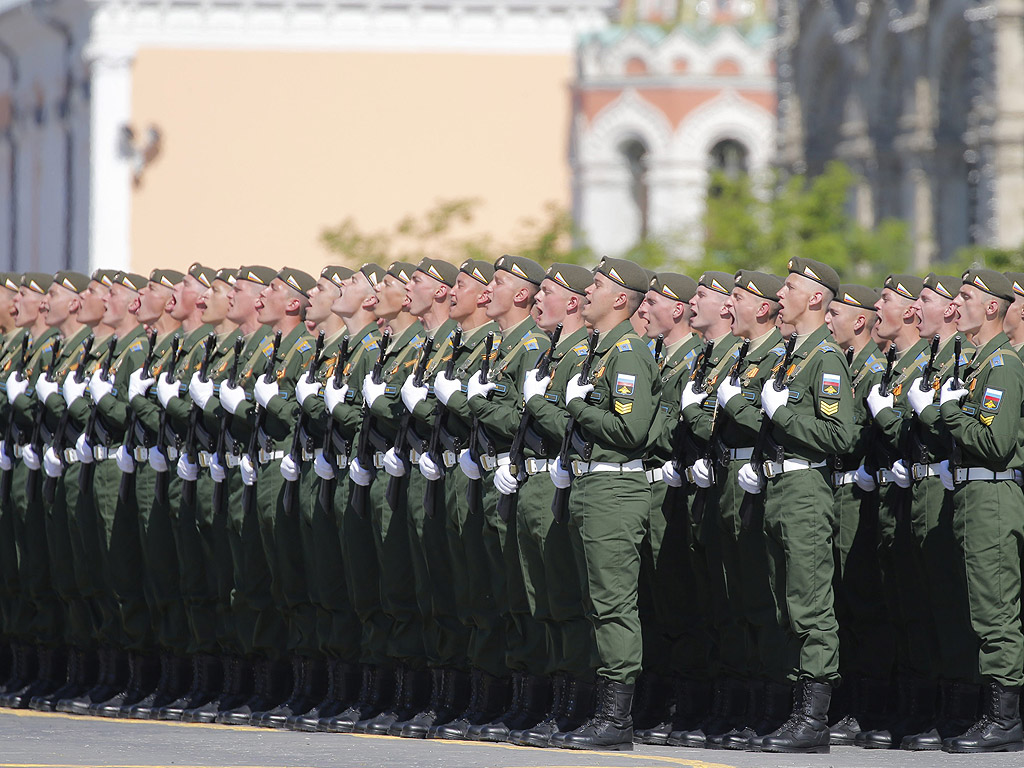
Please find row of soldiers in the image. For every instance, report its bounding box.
[0,256,1020,755]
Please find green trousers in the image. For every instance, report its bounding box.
[179,471,220,656]
[45,465,85,647]
[227,468,270,656]
[139,467,189,652]
[12,462,61,645]
[568,471,650,685]
[763,467,839,684]
[77,460,122,647]
[58,464,99,648]
[212,470,243,654]
[108,469,152,652]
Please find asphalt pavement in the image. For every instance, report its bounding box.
[1,709,1021,768]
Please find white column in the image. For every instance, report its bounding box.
[646,159,706,261]
[991,0,1024,249]
[85,42,134,272]
[576,161,641,257]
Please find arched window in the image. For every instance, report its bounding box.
[620,138,649,240]
[709,138,749,177]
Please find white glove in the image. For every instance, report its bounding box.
[177,453,199,481]
[279,453,300,482]
[324,381,348,414]
[209,454,226,483]
[417,452,442,481]
[662,460,683,488]
[22,444,40,470]
[148,446,169,472]
[433,372,461,406]
[939,377,969,407]
[906,380,936,416]
[550,456,572,489]
[0,443,10,471]
[115,444,135,474]
[156,372,181,408]
[89,371,114,405]
[493,464,520,495]
[5,372,28,402]
[43,446,62,477]
[220,382,246,415]
[63,374,87,407]
[188,371,214,410]
[867,384,895,417]
[400,376,428,413]
[362,373,386,408]
[681,382,708,411]
[129,369,154,402]
[458,449,481,480]
[349,456,372,486]
[716,377,743,408]
[314,452,336,480]
[295,374,321,407]
[36,373,59,404]
[737,462,764,494]
[75,433,93,464]
[854,464,877,492]
[891,460,912,488]
[760,381,790,419]
[382,447,406,477]
[467,371,497,401]
[254,374,279,408]
[522,369,550,404]
[564,373,593,406]
[939,459,955,492]
[690,458,713,489]
[240,454,256,486]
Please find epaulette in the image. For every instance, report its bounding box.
[295,339,312,354]
[364,338,379,352]
[615,338,632,352]
[524,337,540,351]
[259,340,275,357]
[769,345,786,357]
[817,342,834,354]
[992,354,1004,368]
[572,342,589,357]
[129,339,144,353]
[412,335,425,349]
[870,362,885,373]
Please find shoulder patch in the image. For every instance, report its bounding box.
[870,362,885,373]
[821,373,841,397]
[615,339,633,352]
[992,354,1004,368]
[412,335,425,349]
[524,338,539,351]
[615,373,636,396]
[129,339,144,353]
[820,401,839,416]
[982,387,1003,413]
[769,346,786,356]
[614,400,633,415]
[572,343,589,357]
[296,339,311,354]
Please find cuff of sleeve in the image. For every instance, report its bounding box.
[565,398,585,418]
[772,405,793,428]
[937,400,961,424]
[97,393,116,414]
[722,394,746,419]
[874,407,898,429]
[681,402,705,423]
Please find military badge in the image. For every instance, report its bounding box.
[821,373,841,397]
[982,388,1002,413]
[615,373,636,396]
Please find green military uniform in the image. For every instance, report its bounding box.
[0,326,29,636]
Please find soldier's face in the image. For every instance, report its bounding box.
[306,278,340,326]
[725,287,760,338]
[373,275,408,319]
[1005,295,1024,338]
[641,291,686,339]
[533,279,573,333]
[776,275,816,326]
[872,288,914,341]
[449,273,486,322]
[483,271,519,321]
[0,288,16,322]
[825,301,866,348]
[200,280,232,325]
[103,284,135,326]
[406,272,441,318]
[171,275,203,321]
[582,274,620,325]
[227,279,261,325]
[13,287,42,328]
[42,285,75,328]
[952,284,992,337]
[334,273,375,318]
[688,286,728,334]
[256,279,293,325]
[78,282,109,326]
[136,282,173,325]
[913,288,954,339]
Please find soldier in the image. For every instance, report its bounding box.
[1003,273,1024,353]
[735,258,855,753]
[0,274,19,353]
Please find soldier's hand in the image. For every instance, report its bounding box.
[362,372,387,408]
[661,460,683,488]
[22,444,40,470]
[939,460,955,491]
[432,372,462,406]
[417,452,442,482]
[156,372,181,408]
[177,454,199,481]
[690,458,714,489]
[115,445,135,474]
[457,449,481,480]
[906,380,935,416]
[0,442,11,472]
[36,373,59,404]
[43,447,62,478]
[349,457,372,486]
[737,462,764,494]
[522,369,550,404]
[210,454,227,483]
[188,371,214,409]
[75,434,94,464]
[716,377,743,408]
[564,374,593,405]
[853,464,877,492]
[680,382,708,411]
[5,372,28,402]
[240,455,256,486]
[89,371,114,405]
[254,374,280,408]
[760,381,790,419]
[867,383,895,417]
[295,374,321,407]
[280,454,300,482]
[467,371,497,401]
[148,446,169,473]
[314,452,336,481]
[324,380,348,414]
[63,373,88,406]
[129,369,156,402]
[891,460,912,488]
[219,382,247,415]
[400,376,428,413]
[382,447,406,477]
[550,457,572,489]
[493,464,520,495]
[939,378,969,407]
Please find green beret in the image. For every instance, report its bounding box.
[188,263,217,289]
[544,263,593,296]
[597,258,649,293]
[215,268,237,285]
[963,268,1014,302]
[91,269,117,287]
[459,259,494,286]
[651,272,697,302]
[52,271,91,294]
[697,271,733,296]
[834,284,879,311]
[236,266,277,286]
[0,273,18,292]
[883,274,923,300]
[112,272,146,292]
[21,273,52,294]
[923,273,959,300]
[359,263,386,287]
[387,262,417,285]
[494,254,545,286]
[149,269,185,289]
[642,268,657,287]
[734,270,783,302]
[321,265,354,289]
[787,257,840,295]
[1006,273,1024,300]
[416,258,459,287]
[277,267,317,297]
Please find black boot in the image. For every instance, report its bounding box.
[156,654,219,721]
[216,656,277,725]
[70,647,124,716]
[635,675,686,745]
[431,670,508,740]
[30,647,81,712]
[321,664,389,733]
[467,671,522,741]
[943,682,1023,754]
[855,675,927,749]
[710,678,761,749]
[57,649,99,714]
[126,653,187,719]
[735,681,792,750]
[828,678,861,747]
[510,673,566,746]
[259,656,325,728]
[0,643,37,707]
[549,678,597,747]
[559,678,634,751]
[354,665,407,734]
[5,646,62,709]
[394,668,448,738]
[185,655,243,723]
[758,680,831,753]
[94,652,157,717]
[290,660,359,731]
[667,677,739,748]
[932,681,982,750]
[471,673,549,742]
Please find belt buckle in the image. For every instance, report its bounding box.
[198,453,211,468]
[762,461,777,479]
[335,455,348,470]
[911,464,926,481]
[876,470,889,486]
[954,467,967,484]
[522,458,538,475]
[832,471,843,486]
[63,448,77,463]
[93,446,107,461]
[442,451,457,468]
[373,453,385,469]
[410,449,421,463]
[683,466,695,484]
[571,460,586,477]
[480,455,497,471]
[133,447,148,461]
[301,448,314,461]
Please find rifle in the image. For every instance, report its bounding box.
[350,329,391,518]
[1,332,31,499]
[385,334,434,512]
[653,334,665,368]
[241,329,283,515]
[78,334,118,494]
[496,322,563,522]
[949,335,963,477]
[283,329,326,513]
[917,334,942,392]
[670,339,715,474]
[465,331,495,517]
[845,346,855,365]
[551,329,600,523]
[117,329,157,503]
[24,337,61,504]
[43,334,94,504]
[180,332,218,506]
[701,338,750,486]
[153,335,183,505]
[211,335,244,514]
[423,326,461,519]
[316,335,351,512]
